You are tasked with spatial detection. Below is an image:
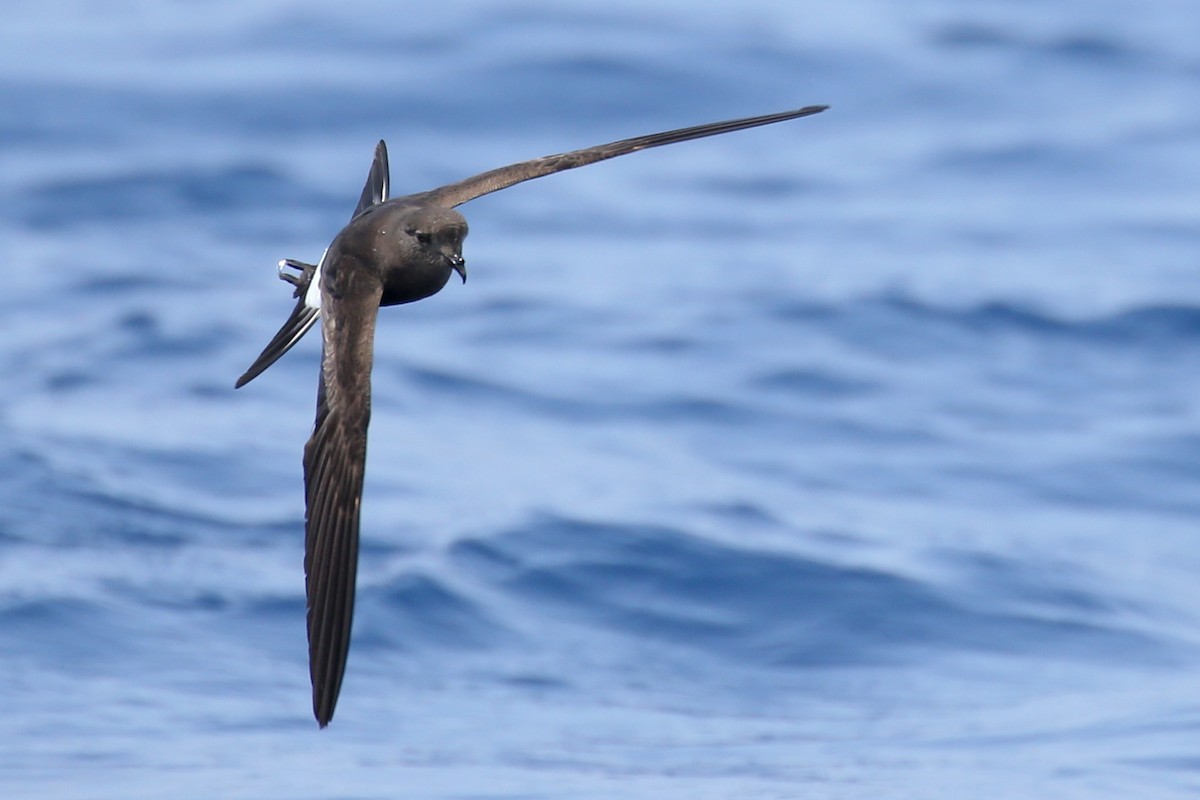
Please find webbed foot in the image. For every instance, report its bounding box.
[277,258,317,299]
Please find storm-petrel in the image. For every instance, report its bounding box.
[236,104,828,727]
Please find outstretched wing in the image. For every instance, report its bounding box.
[423,105,827,208]
[235,141,391,388]
[352,140,389,218]
[302,252,382,727]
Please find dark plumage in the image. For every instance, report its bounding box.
[236,105,827,726]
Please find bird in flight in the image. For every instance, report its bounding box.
[236,104,828,727]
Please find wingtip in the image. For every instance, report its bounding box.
[315,696,335,728]
[234,367,259,389]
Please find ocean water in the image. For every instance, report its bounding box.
[2,0,1199,797]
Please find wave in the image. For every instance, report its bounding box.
[769,293,1200,349]
[21,163,308,228]
[446,514,1167,670]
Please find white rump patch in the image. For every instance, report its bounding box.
[305,248,329,310]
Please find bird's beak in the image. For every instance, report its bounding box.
[447,253,467,283]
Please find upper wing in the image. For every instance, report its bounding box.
[423,105,827,208]
[235,141,390,388]
[302,252,383,727]
[351,140,390,218]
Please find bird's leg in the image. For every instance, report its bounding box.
[277,258,317,299]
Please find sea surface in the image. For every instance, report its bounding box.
[2,1,1199,797]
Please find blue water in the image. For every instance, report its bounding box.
[3,1,1199,797]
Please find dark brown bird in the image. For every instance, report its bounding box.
[236,104,828,727]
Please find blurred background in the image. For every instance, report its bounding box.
[2,1,1198,797]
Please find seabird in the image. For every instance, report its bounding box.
[236,104,828,727]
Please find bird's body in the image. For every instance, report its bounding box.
[236,104,827,726]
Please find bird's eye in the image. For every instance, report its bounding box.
[414,230,432,245]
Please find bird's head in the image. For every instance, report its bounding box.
[402,207,469,283]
